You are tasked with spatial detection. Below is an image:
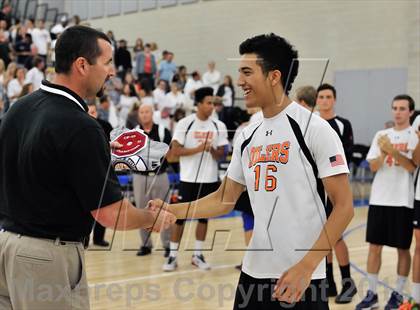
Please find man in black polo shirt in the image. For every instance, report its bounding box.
[0,26,175,309]
[317,83,356,304]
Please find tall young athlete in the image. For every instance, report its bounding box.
[150,33,354,309]
[162,86,229,271]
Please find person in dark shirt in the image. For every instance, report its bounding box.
[14,33,33,68]
[0,26,175,309]
[87,102,113,247]
[114,39,132,80]
[317,83,356,304]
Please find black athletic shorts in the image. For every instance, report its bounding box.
[175,181,220,225]
[366,205,413,249]
[233,272,329,310]
[234,191,254,215]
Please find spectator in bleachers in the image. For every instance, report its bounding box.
[25,56,45,90]
[31,20,50,63]
[153,79,167,111]
[118,83,139,126]
[158,51,177,86]
[216,74,235,108]
[0,30,11,68]
[105,73,123,107]
[133,37,144,56]
[139,79,154,105]
[71,15,81,27]
[14,33,33,69]
[106,30,117,52]
[164,81,188,115]
[150,42,160,64]
[184,70,203,101]
[135,43,156,87]
[115,39,132,80]
[202,61,221,94]
[97,95,111,122]
[0,20,9,40]
[3,62,16,90]
[24,19,34,34]
[50,16,68,41]
[172,65,187,91]
[0,3,12,29]
[8,19,22,45]
[0,59,5,86]
[7,67,26,105]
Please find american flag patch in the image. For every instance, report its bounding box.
[329,154,345,167]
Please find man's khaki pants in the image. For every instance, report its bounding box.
[0,230,90,309]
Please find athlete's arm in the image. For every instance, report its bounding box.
[412,133,420,165]
[149,176,244,219]
[273,173,353,303]
[368,153,386,172]
[209,145,226,160]
[378,135,416,172]
[171,139,211,157]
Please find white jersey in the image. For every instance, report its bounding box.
[227,102,348,279]
[173,114,229,183]
[412,116,420,201]
[366,127,418,208]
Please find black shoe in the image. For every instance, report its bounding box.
[335,278,357,304]
[93,240,109,247]
[136,246,152,256]
[327,279,338,297]
[163,247,170,258]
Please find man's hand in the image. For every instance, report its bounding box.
[378,135,395,155]
[196,141,212,153]
[146,207,176,232]
[148,199,170,212]
[272,261,313,304]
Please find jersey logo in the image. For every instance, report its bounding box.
[248,141,290,168]
[329,154,345,167]
[266,130,273,136]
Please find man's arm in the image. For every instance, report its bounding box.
[151,176,244,219]
[91,198,175,232]
[273,173,354,303]
[411,132,420,166]
[171,139,211,157]
[378,135,416,173]
[209,145,225,161]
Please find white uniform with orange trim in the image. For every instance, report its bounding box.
[227,102,348,280]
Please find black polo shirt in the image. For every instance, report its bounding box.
[0,80,123,241]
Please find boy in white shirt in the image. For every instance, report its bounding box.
[162,87,228,272]
[356,95,418,310]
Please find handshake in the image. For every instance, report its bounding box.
[144,199,177,233]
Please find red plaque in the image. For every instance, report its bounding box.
[111,130,148,158]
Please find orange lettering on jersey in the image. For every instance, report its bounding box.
[194,131,214,140]
[248,141,290,167]
[385,143,409,167]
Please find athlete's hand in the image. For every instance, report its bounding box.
[196,141,212,153]
[378,135,395,155]
[147,199,170,213]
[272,261,313,304]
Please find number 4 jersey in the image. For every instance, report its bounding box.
[366,126,418,208]
[227,102,349,280]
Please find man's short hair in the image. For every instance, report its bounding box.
[317,83,337,99]
[195,87,214,105]
[55,26,111,74]
[239,33,299,95]
[393,94,415,111]
[295,86,317,108]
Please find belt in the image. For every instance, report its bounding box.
[0,228,86,245]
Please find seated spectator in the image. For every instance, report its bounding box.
[98,95,111,122]
[7,67,26,105]
[118,83,139,126]
[163,82,188,115]
[153,79,167,111]
[24,57,44,90]
[17,83,33,99]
